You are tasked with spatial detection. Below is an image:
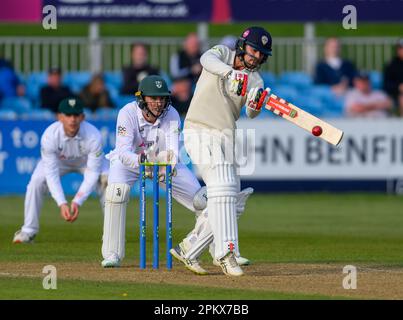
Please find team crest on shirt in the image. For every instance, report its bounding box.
[261,36,268,45]
[118,125,127,136]
[155,81,162,89]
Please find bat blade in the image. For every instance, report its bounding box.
[265,94,344,146]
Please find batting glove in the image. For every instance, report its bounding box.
[247,87,271,111]
[228,70,248,96]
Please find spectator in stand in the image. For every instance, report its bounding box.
[121,43,160,95]
[170,76,193,118]
[170,32,202,85]
[79,73,114,112]
[40,67,74,113]
[0,55,25,101]
[383,38,403,116]
[314,37,357,96]
[345,71,393,118]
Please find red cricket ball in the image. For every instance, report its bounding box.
[312,126,323,136]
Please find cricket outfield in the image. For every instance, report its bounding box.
[1,193,403,300]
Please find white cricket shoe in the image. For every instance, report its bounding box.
[213,255,250,267]
[217,252,244,277]
[13,230,35,244]
[101,253,121,268]
[170,243,208,275]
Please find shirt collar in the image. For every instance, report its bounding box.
[135,102,162,128]
[60,122,83,141]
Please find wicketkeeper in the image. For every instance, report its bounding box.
[13,97,108,243]
[101,75,252,274]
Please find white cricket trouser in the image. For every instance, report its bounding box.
[102,159,202,260]
[184,123,241,260]
[21,160,108,236]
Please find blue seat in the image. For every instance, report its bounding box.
[271,85,299,103]
[20,109,55,120]
[0,109,18,120]
[369,71,383,90]
[63,71,92,93]
[279,71,313,90]
[95,108,119,120]
[115,95,134,109]
[298,96,324,117]
[104,72,123,90]
[261,72,277,88]
[0,96,32,112]
[25,72,48,102]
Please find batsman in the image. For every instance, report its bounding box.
[180,26,273,276]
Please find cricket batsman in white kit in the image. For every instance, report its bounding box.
[101,75,253,273]
[181,26,273,276]
[13,98,108,243]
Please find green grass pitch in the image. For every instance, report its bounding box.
[1,193,403,300]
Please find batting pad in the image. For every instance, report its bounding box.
[102,183,130,260]
[207,163,238,260]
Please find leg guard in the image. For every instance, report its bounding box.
[102,183,130,260]
[183,209,214,260]
[207,163,238,260]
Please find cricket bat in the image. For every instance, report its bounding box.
[264,91,344,146]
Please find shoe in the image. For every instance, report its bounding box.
[213,255,250,267]
[217,252,244,276]
[170,243,208,275]
[101,253,121,268]
[13,230,35,244]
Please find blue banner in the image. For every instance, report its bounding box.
[231,0,403,22]
[0,120,116,195]
[44,0,213,22]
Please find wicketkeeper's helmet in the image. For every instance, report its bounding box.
[135,75,171,119]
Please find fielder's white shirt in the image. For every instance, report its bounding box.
[185,44,264,131]
[40,121,104,206]
[107,101,180,168]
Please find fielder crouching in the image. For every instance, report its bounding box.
[13,98,108,244]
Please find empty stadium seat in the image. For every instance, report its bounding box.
[0,96,32,112]
[20,109,55,120]
[104,72,123,90]
[25,72,48,102]
[261,72,277,88]
[278,71,312,90]
[298,96,324,116]
[271,85,299,103]
[0,109,18,120]
[95,108,119,120]
[63,71,92,93]
[369,71,383,90]
[115,95,134,109]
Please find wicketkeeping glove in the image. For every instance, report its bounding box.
[246,87,271,111]
[228,70,248,96]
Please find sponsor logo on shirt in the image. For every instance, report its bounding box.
[118,125,127,136]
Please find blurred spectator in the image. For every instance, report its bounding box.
[121,43,159,95]
[170,76,193,118]
[40,67,74,113]
[79,73,114,112]
[314,37,357,96]
[220,35,237,50]
[345,72,392,118]
[170,32,202,85]
[383,38,403,115]
[0,55,25,101]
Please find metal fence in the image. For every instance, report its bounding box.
[0,36,399,76]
